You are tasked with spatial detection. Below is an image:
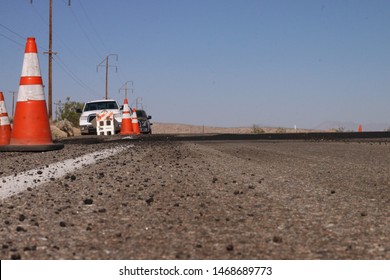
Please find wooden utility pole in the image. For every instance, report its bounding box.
[47,0,53,120]
[9,91,16,117]
[30,0,71,121]
[97,54,118,99]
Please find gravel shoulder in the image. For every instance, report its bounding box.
[0,139,389,260]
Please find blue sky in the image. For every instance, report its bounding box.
[1,0,390,129]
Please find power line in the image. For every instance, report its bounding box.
[29,0,71,121]
[0,32,25,47]
[27,2,62,53]
[116,67,129,89]
[67,3,103,59]
[25,0,90,65]
[0,23,26,41]
[0,23,26,48]
[26,0,117,104]
[76,0,109,53]
[53,55,100,98]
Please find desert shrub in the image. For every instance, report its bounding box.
[276,127,287,133]
[333,127,345,132]
[58,97,83,127]
[252,124,265,134]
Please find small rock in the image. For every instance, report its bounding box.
[11,253,21,260]
[84,198,93,205]
[273,236,283,243]
[145,196,154,205]
[226,244,234,251]
[16,226,26,232]
[23,245,37,251]
[59,221,66,227]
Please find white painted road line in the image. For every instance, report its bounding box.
[0,145,132,200]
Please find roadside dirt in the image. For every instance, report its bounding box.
[151,122,319,134]
[0,139,389,259]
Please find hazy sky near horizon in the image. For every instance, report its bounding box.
[1,0,390,128]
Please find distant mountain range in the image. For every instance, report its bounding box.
[314,121,390,132]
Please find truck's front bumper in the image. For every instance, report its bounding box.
[80,125,96,135]
[80,124,121,135]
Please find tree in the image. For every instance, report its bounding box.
[58,97,84,127]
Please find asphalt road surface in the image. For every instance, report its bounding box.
[0,137,389,259]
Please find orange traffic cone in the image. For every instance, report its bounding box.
[0,37,63,152]
[358,124,363,132]
[131,108,140,135]
[120,98,133,135]
[0,92,12,146]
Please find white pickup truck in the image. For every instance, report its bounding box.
[78,99,122,135]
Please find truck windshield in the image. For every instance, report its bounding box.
[136,110,147,118]
[84,101,118,111]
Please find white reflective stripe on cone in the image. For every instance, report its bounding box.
[122,114,131,119]
[0,102,7,114]
[123,104,130,111]
[21,53,41,77]
[0,116,10,125]
[17,85,45,101]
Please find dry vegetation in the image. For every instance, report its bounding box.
[50,122,321,139]
[151,122,318,134]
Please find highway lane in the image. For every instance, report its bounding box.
[0,137,389,259]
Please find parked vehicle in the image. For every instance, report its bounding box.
[136,109,152,134]
[77,99,122,135]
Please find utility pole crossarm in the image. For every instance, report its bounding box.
[119,81,134,99]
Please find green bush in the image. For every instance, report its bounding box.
[58,97,84,127]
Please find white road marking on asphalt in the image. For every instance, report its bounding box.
[0,145,132,200]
